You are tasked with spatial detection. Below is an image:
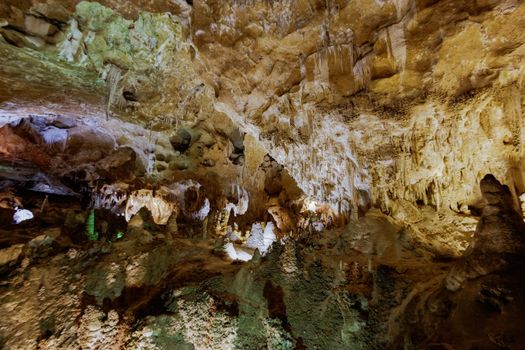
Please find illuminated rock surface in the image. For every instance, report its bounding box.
[0,0,524,349]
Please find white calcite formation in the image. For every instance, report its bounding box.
[225,221,277,261]
[125,189,175,225]
[12,208,34,224]
[245,222,277,255]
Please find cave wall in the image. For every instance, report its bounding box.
[1,0,525,349]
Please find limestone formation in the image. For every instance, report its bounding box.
[0,0,525,349]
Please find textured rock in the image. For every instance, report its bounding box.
[1,0,525,349]
[3,0,524,228]
[446,175,525,291]
[393,175,525,349]
[0,244,24,274]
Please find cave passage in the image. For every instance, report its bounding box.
[1,0,525,349]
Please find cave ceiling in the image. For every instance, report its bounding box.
[1,0,525,349]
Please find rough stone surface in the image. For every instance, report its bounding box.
[1,0,525,349]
